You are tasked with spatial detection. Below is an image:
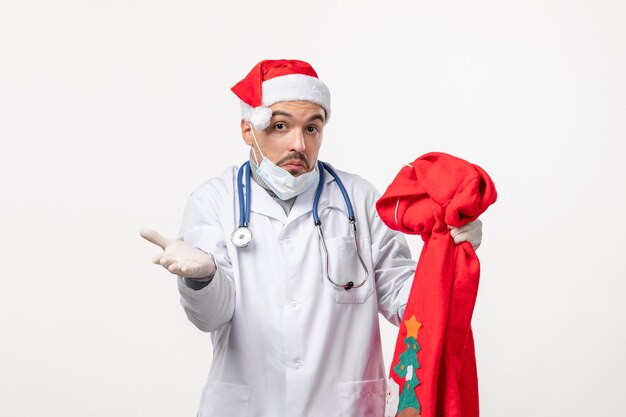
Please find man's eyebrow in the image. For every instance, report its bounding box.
[307,114,325,123]
[271,110,293,118]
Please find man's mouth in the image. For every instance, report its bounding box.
[281,160,307,171]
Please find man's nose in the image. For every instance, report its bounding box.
[288,128,306,151]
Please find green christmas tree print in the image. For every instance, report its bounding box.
[392,315,422,415]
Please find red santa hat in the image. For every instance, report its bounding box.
[231,59,331,130]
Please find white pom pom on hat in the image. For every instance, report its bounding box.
[231,59,331,130]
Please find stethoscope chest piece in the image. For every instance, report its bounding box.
[231,226,252,248]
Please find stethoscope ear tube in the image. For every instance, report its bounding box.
[312,160,326,225]
[318,161,355,221]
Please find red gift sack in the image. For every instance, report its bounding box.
[376,152,497,417]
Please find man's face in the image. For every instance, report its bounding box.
[241,101,326,176]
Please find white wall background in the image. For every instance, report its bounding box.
[1,0,625,415]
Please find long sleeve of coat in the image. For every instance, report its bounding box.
[363,185,417,327]
[176,185,236,332]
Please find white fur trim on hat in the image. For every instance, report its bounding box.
[240,102,273,130]
[262,74,331,117]
[240,73,331,130]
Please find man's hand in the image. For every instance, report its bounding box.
[448,219,483,250]
[140,228,216,280]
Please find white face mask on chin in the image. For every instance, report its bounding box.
[249,122,319,200]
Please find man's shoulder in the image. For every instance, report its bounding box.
[324,163,379,195]
[187,165,239,202]
[193,165,238,191]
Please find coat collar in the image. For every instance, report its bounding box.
[246,164,340,225]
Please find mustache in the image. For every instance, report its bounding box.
[277,152,309,170]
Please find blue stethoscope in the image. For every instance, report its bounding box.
[231,160,369,290]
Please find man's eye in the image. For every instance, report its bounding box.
[307,126,319,133]
[275,123,286,130]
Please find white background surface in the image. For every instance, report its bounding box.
[1,1,625,416]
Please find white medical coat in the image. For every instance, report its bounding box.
[177,164,416,417]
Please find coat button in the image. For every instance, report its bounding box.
[289,300,299,307]
[294,361,303,369]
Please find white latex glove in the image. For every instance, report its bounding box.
[448,219,483,250]
[140,228,216,280]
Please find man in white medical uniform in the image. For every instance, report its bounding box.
[141,59,482,417]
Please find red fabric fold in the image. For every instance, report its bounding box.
[376,152,497,417]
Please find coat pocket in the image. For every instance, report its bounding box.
[322,236,374,304]
[338,378,386,417]
[198,381,250,417]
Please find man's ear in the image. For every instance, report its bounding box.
[241,119,254,146]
